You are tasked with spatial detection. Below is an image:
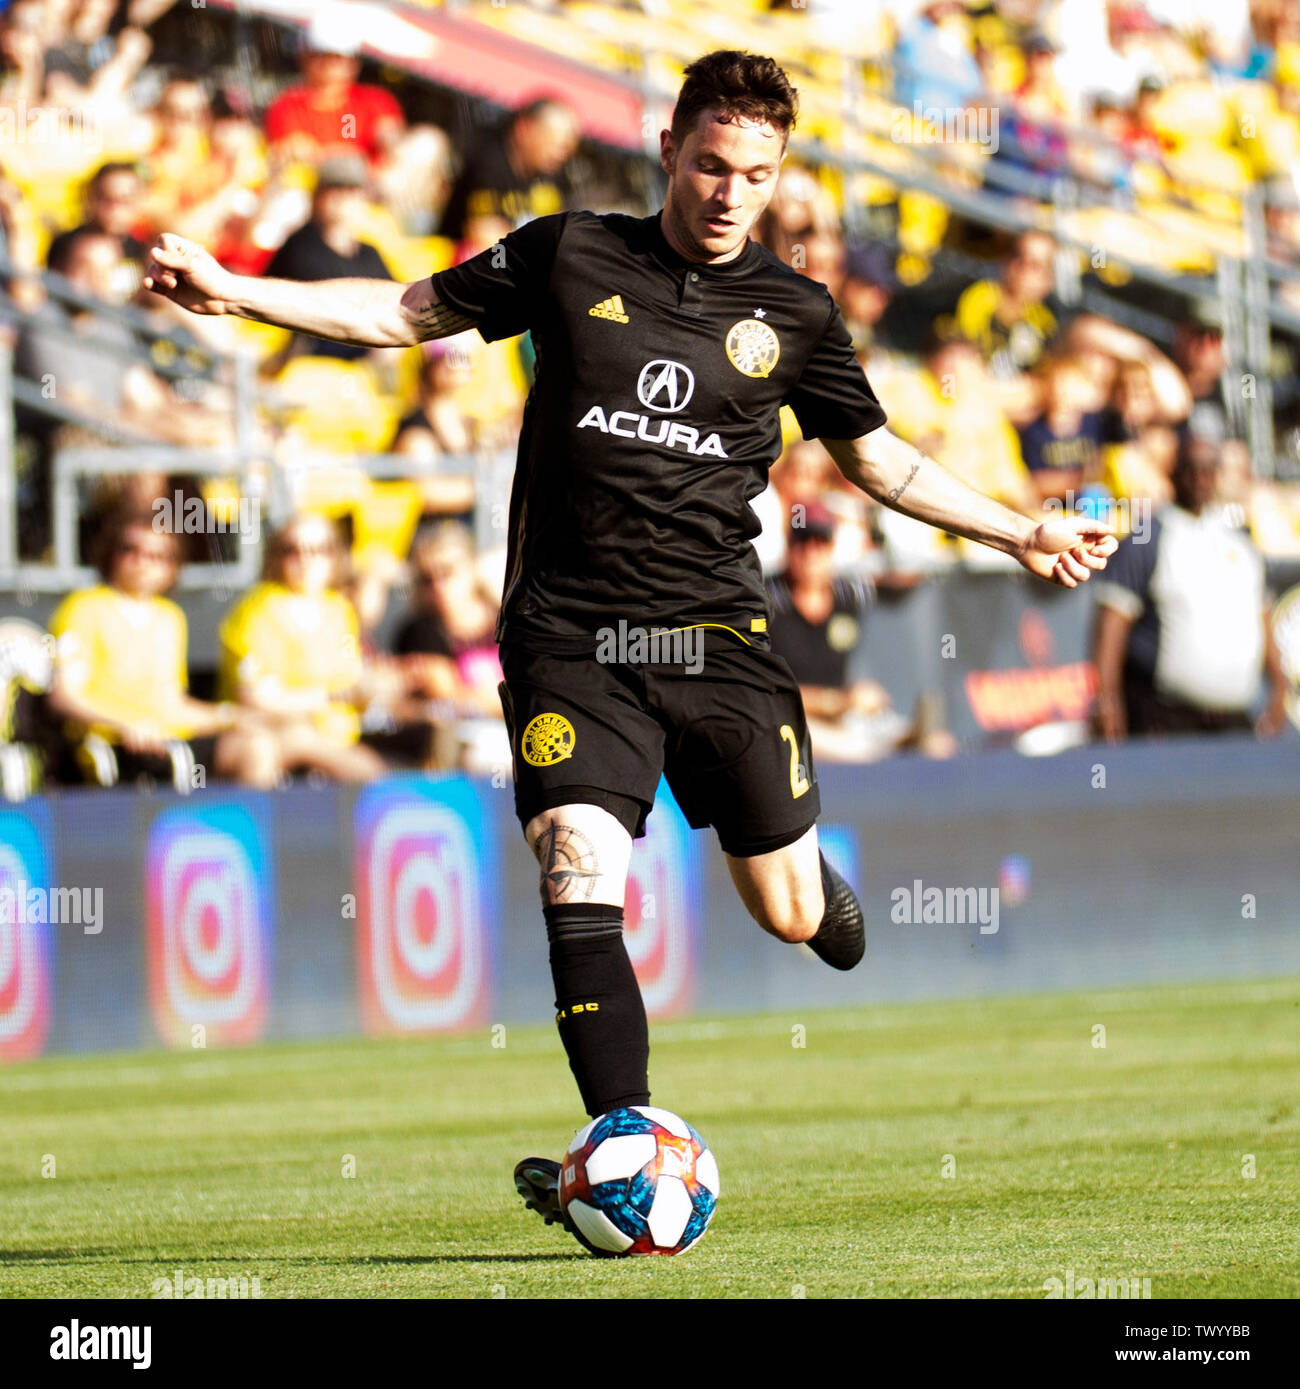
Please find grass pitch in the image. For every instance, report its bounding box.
[1,977,1297,1299]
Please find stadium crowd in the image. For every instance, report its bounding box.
[2,0,1298,796]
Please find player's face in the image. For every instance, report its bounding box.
[660,108,785,263]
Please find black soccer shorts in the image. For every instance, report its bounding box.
[498,632,820,855]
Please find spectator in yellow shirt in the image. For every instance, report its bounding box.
[219,514,387,783]
[47,510,278,790]
[949,230,1059,422]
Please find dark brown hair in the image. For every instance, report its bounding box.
[670,50,798,146]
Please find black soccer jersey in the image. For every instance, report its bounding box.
[432,211,887,652]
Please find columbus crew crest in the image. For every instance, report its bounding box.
[521,712,576,766]
[725,318,780,378]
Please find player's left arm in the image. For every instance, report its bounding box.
[821,428,1117,588]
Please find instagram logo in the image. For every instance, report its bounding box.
[355,779,497,1034]
[624,786,699,1019]
[0,809,52,1062]
[146,803,271,1048]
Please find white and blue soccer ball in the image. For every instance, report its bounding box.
[559,1106,720,1256]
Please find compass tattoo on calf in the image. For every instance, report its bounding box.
[534,825,602,903]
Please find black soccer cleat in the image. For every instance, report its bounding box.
[806,851,866,971]
[513,1155,611,1256]
[514,1156,567,1227]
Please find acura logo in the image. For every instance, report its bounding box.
[637,359,695,412]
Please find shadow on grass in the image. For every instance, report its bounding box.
[0,1249,119,1261]
[0,1249,585,1265]
[360,1253,585,1264]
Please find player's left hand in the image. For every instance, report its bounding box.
[1016,517,1118,589]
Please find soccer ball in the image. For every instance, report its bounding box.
[559,1106,719,1256]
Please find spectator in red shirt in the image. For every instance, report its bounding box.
[263,8,403,169]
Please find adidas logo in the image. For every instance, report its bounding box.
[588,295,629,324]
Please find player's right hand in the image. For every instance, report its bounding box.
[143,234,237,316]
[1016,515,1118,588]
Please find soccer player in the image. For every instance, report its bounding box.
[144,50,1116,1241]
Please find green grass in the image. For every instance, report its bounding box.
[1,978,1298,1298]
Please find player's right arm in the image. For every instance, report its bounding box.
[787,291,1113,587]
[823,429,1117,589]
[143,233,477,347]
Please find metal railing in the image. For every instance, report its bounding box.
[0,254,514,595]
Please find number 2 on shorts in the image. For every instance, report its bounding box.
[779,723,810,799]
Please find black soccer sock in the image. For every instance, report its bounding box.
[544,903,650,1118]
[807,851,867,971]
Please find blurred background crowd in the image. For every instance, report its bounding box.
[2,0,1299,799]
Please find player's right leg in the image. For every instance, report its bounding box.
[515,799,643,1234]
[498,647,665,1233]
[524,801,649,1118]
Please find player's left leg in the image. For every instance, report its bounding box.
[725,824,866,971]
[656,639,866,971]
[723,822,822,942]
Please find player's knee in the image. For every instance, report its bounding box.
[753,885,823,944]
[524,804,630,906]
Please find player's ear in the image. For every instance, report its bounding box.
[659,128,676,176]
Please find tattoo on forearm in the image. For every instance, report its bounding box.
[412,300,477,339]
[401,281,477,341]
[534,825,601,903]
[887,460,921,503]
